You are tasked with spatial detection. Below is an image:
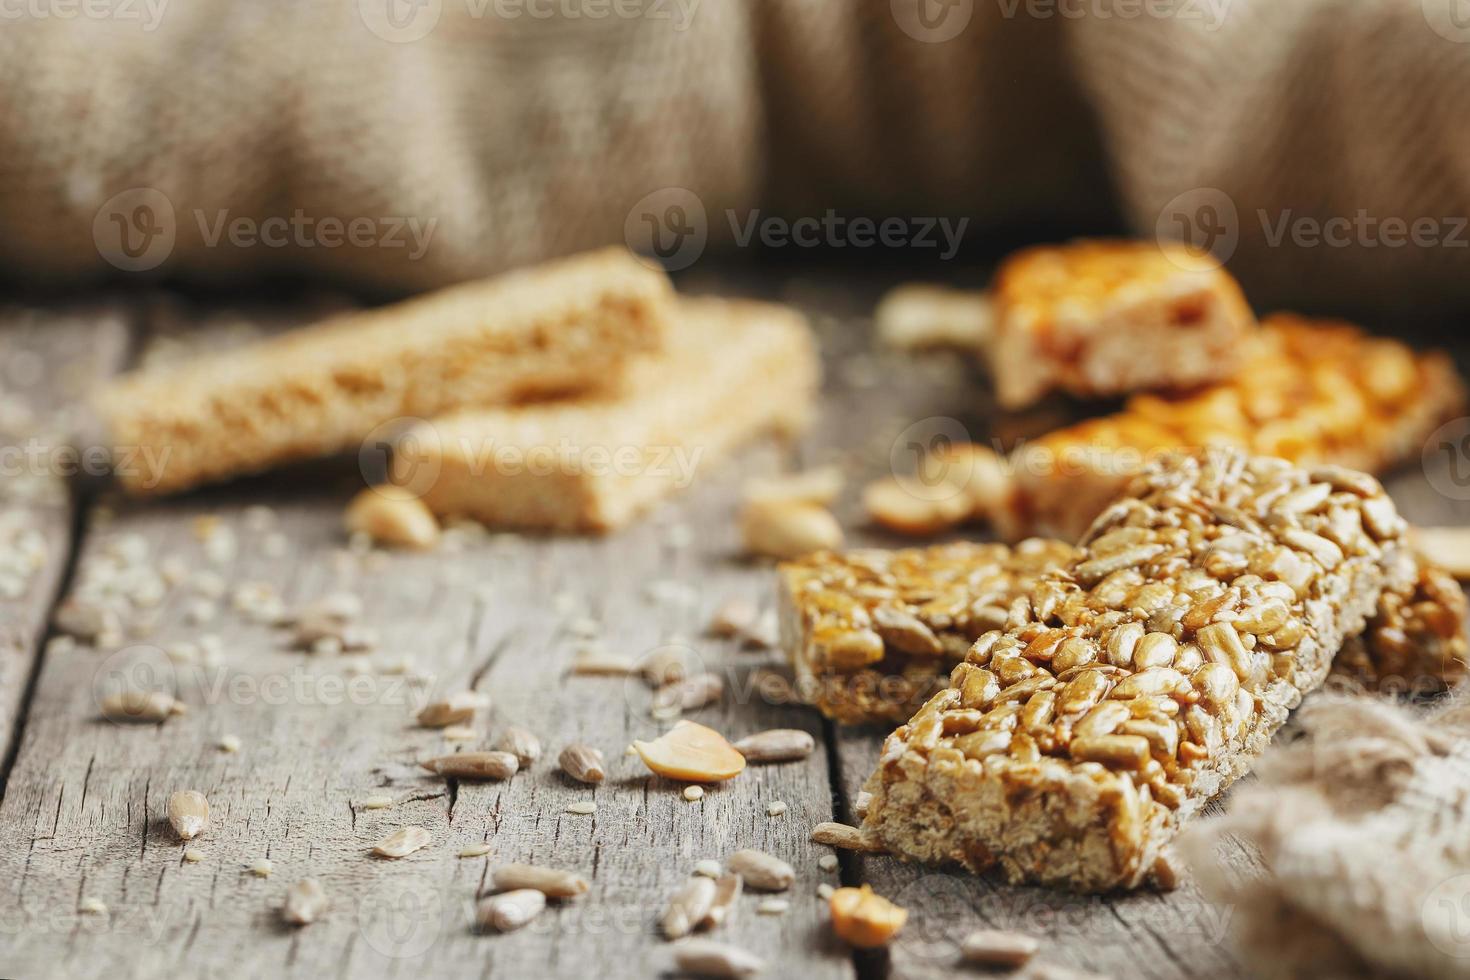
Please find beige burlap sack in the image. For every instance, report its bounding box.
[3,0,1469,314]
[1180,695,1470,980]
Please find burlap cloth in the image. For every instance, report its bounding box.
[4,0,1470,314]
[1180,695,1470,980]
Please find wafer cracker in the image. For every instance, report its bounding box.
[398,297,819,532]
[97,248,672,494]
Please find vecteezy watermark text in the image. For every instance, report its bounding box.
[727,209,969,260]
[195,209,437,260]
[0,0,168,30]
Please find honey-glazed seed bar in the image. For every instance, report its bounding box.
[778,540,1075,725]
[399,297,818,532]
[988,240,1255,409]
[97,247,672,494]
[1009,314,1467,541]
[861,450,1417,892]
[782,541,1468,725]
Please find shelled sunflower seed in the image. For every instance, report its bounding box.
[373,826,431,858]
[476,889,546,932]
[490,864,590,899]
[493,726,542,766]
[282,878,329,926]
[700,873,743,930]
[732,730,814,763]
[661,875,717,940]
[167,791,209,841]
[420,752,518,781]
[558,744,606,783]
[811,822,885,851]
[726,850,794,892]
[959,929,1041,967]
[671,940,765,978]
[416,691,486,728]
[99,690,183,724]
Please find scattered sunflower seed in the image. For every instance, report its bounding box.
[183,848,205,864]
[766,801,788,818]
[491,863,590,899]
[708,597,759,638]
[959,929,1041,968]
[417,691,486,728]
[756,899,789,916]
[811,822,885,852]
[492,726,542,767]
[344,487,441,550]
[817,883,835,899]
[558,744,606,784]
[99,689,182,724]
[818,855,839,872]
[282,878,329,926]
[476,889,545,932]
[570,650,635,675]
[671,939,765,978]
[373,826,431,858]
[661,875,717,940]
[700,873,743,930]
[78,897,108,915]
[420,752,518,781]
[854,791,872,817]
[167,790,209,841]
[684,785,705,802]
[726,850,794,892]
[459,843,493,858]
[249,859,274,878]
[218,734,242,753]
[442,725,477,742]
[693,859,723,878]
[732,729,814,764]
[653,673,724,716]
[566,801,597,815]
[360,794,394,810]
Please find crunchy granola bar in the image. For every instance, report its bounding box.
[861,450,1417,891]
[1009,314,1467,540]
[783,542,1468,725]
[988,240,1255,409]
[778,540,1074,725]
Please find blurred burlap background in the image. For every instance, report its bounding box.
[5,0,1470,314]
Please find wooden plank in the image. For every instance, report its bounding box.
[0,295,853,980]
[0,301,132,773]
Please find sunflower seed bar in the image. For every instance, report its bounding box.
[988,240,1255,409]
[782,539,1467,724]
[861,450,1417,892]
[1010,314,1467,540]
[777,540,1074,724]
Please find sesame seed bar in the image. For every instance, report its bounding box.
[399,297,819,532]
[777,540,1074,725]
[861,450,1417,892]
[1005,314,1467,541]
[988,240,1255,409]
[97,247,672,494]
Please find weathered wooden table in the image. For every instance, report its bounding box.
[0,269,1464,979]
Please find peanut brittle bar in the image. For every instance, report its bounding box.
[988,240,1255,409]
[777,540,1074,725]
[398,297,819,532]
[97,247,672,494]
[1008,314,1466,541]
[861,451,1417,891]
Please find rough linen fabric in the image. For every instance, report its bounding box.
[3,0,1470,313]
[1179,695,1470,980]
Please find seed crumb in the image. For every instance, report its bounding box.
[78,897,108,915]
[767,801,788,817]
[360,794,394,810]
[757,899,790,915]
[442,725,477,742]
[458,843,493,858]
[249,858,274,878]
[693,859,722,878]
[683,785,705,802]
[565,801,597,815]
[183,848,205,863]
[817,883,834,899]
[819,854,839,872]
[218,734,241,753]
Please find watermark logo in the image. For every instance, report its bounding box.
[358,880,448,957]
[359,416,443,500]
[359,0,442,42]
[1423,873,1470,958]
[1155,186,1239,269]
[1423,0,1470,43]
[1424,417,1470,502]
[893,875,973,961]
[891,0,974,42]
[888,416,979,502]
[94,187,176,273]
[91,644,178,722]
[625,187,708,272]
